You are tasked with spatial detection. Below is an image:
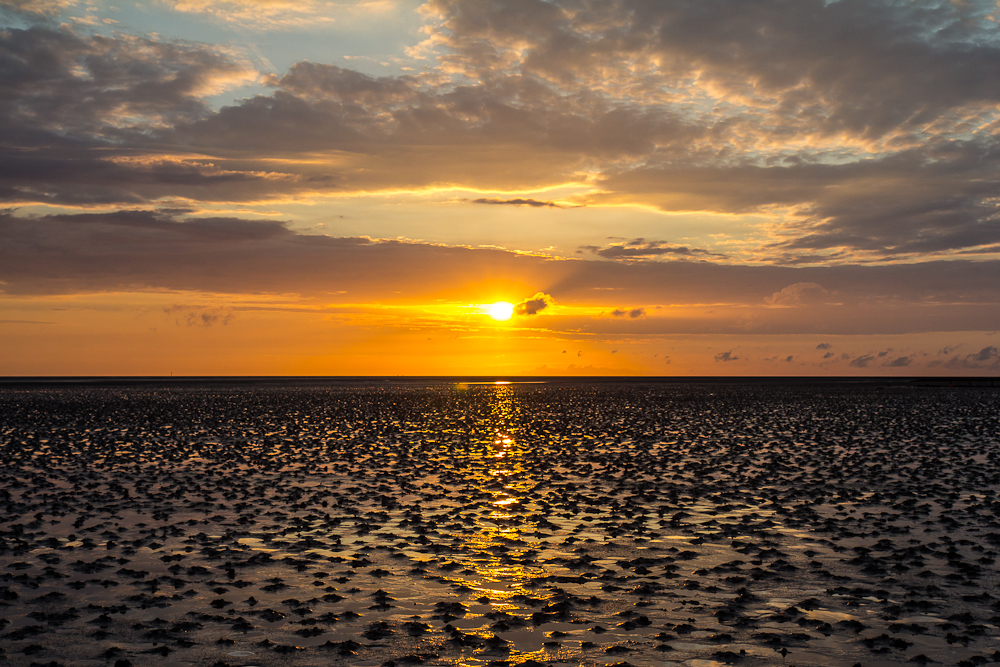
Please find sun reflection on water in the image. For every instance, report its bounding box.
[441,383,549,613]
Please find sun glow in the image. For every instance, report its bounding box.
[487,301,514,321]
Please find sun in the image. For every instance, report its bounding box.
[487,301,514,321]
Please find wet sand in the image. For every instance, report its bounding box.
[1,379,999,667]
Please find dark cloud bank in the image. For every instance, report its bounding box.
[2,210,999,335]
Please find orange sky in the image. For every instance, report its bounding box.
[1,0,999,375]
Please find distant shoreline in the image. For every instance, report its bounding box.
[0,375,997,388]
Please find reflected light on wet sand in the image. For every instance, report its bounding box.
[450,384,547,611]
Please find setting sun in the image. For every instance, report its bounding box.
[487,301,514,321]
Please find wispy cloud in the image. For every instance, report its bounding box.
[581,239,722,260]
[610,307,645,319]
[164,305,235,327]
[0,0,77,17]
[162,0,397,29]
[472,198,563,208]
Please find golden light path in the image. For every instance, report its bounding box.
[449,384,550,654]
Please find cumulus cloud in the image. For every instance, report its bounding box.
[513,292,553,316]
[765,282,830,307]
[942,346,1000,370]
[887,356,912,367]
[425,0,1000,139]
[714,350,738,362]
[850,355,875,368]
[816,342,832,350]
[972,346,997,362]
[1,27,256,131]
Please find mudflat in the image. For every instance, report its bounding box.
[1,380,999,667]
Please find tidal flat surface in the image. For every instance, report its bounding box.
[2,380,1000,667]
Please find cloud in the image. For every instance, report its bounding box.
[765,282,830,307]
[0,0,76,17]
[3,209,1000,335]
[581,239,720,260]
[887,356,912,367]
[471,198,563,208]
[164,305,235,327]
[513,292,552,316]
[7,0,1000,377]
[971,346,999,363]
[714,350,738,362]
[423,0,1000,260]
[4,8,1000,262]
[850,355,875,368]
[610,307,645,318]
[588,154,1000,260]
[941,346,1000,370]
[1,26,255,131]
[816,342,832,350]
[0,26,264,206]
[160,0,396,29]
[426,0,1000,139]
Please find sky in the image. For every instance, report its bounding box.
[1,0,1000,376]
